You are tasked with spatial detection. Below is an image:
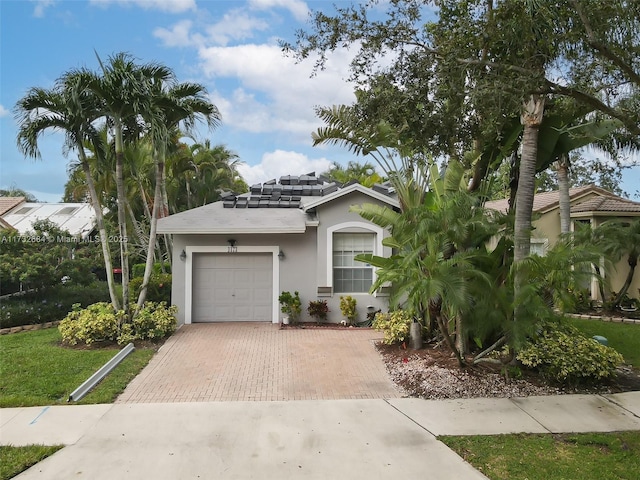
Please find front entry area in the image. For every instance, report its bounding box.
[192,252,273,322]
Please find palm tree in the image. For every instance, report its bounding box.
[88,52,174,318]
[594,219,640,308]
[135,79,221,310]
[15,72,121,311]
[321,160,384,187]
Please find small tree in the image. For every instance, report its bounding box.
[339,295,357,325]
[278,291,302,323]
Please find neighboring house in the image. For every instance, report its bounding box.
[1,197,97,239]
[485,185,640,301]
[0,197,26,232]
[157,174,398,325]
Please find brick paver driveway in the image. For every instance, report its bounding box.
[117,323,401,403]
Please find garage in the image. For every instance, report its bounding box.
[192,252,273,322]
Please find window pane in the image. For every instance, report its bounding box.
[333,233,375,293]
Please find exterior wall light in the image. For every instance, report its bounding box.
[180,249,187,261]
[278,249,285,259]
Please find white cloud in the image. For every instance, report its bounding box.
[32,0,55,17]
[237,149,332,185]
[89,0,196,13]
[153,20,194,47]
[205,9,269,46]
[0,105,9,118]
[198,43,355,140]
[249,0,309,22]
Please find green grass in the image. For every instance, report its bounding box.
[0,445,63,480]
[566,317,640,367]
[440,431,640,480]
[0,328,156,407]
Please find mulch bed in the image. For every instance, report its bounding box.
[376,341,640,400]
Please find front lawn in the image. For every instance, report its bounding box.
[0,445,63,480]
[0,328,156,407]
[441,431,640,480]
[566,317,640,367]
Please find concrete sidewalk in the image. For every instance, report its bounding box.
[1,393,639,479]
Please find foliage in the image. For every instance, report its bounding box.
[0,445,63,480]
[567,317,640,367]
[0,186,38,201]
[372,310,413,345]
[131,262,170,278]
[321,160,384,187]
[0,282,110,328]
[339,296,357,324]
[59,301,176,346]
[129,273,172,304]
[0,219,100,294]
[590,219,640,307]
[0,328,155,407]
[307,300,329,322]
[278,291,302,322]
[117,302,178,345]
[516,322,624,386]
[441,431,640,480]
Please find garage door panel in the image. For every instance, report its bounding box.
[192,252,273,322]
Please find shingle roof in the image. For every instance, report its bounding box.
[157,174,399,235]
[0,197,25,216]
[157,200,311,234]
[484,185,618,214]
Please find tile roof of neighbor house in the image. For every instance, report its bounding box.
[484,184,620,214]
[571,196,640,214]
[2,202,96,238]
[0,197,26,216]
[157,174,399,235]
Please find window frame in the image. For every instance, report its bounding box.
[326,222,385,295]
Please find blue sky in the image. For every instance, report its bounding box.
[1,0,638,202]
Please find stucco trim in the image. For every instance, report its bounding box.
[326,221,385,295]
[184,245,280,324]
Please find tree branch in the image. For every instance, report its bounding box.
[545,80,640,136]
[570,0,640,86]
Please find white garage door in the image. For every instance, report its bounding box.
[192,253,273,322]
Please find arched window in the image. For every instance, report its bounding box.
[327,222,384,294]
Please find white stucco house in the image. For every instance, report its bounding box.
[157,174,398,326]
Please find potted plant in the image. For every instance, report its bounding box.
[339,295,357,326]
[308,299,330,324]
[278,291,301,324]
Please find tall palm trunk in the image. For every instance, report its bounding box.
[557,154,571,234]
[114,120,130,318]
[513,94,545,329]
[615,255,638,305]
[160,171,173,263]
[79,153,120,311]
[136,149,164,310]
[514,95,545,264]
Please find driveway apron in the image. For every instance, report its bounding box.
[117,323,401,403]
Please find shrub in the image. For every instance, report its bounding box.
[59,301,177,346]
[278,291,302,322]
[372,310,413,345]
[0,282,110,328]
[307,300,329,322]
[131,262,171,278]
[516,322,624,386]
[117,302,177,345]
[339,296,357,324]
[129,273,172,304]
[59,302,122,345]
